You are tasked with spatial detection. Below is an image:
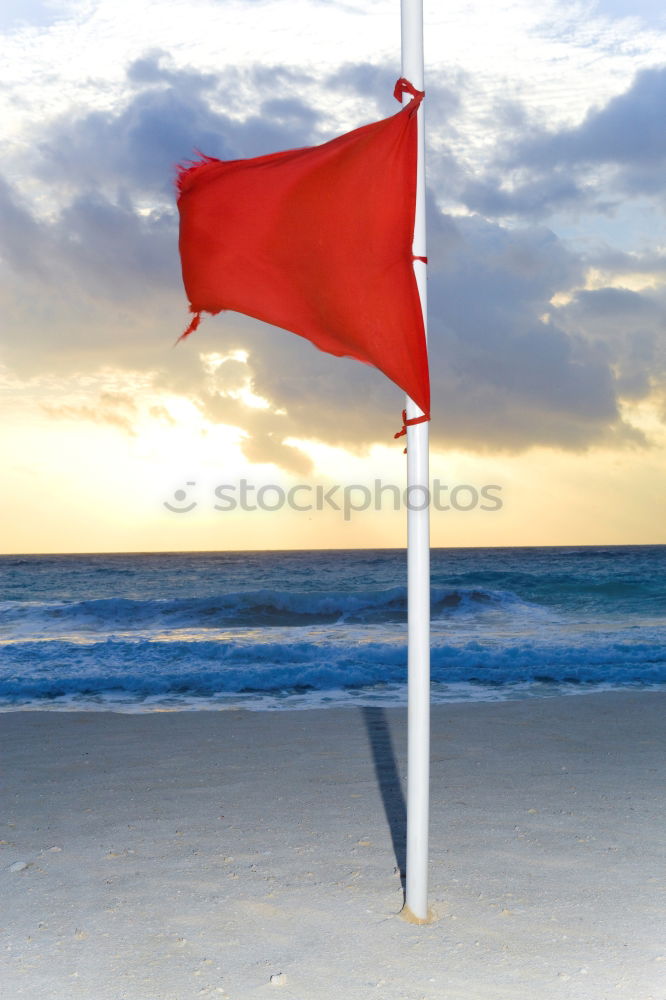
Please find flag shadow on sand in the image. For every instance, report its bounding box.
[361,706,407,894]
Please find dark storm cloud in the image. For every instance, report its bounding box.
[421,210,644,450]
[551,284,666,403]
[0,52,662,461]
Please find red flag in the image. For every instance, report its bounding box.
[176,80,430,417]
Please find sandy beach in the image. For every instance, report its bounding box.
[1,691,665,1000]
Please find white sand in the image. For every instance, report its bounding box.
[1,691,665,1000]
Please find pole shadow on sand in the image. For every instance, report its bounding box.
[361,706,407,894]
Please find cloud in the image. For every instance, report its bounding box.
[0,51,662,467]
[515,67,666,172]
[41,391,139,435]
[551,283,666,403]
[462,66,666,219]
[241,431,314,476]
[461,171,593,221]
[34,55,321,203]
[421,210,649,450]
[584,245,666,278]
[0,174,48,275]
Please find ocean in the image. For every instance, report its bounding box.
[0,545,664,712]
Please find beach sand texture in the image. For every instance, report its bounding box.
[2,691,665,999]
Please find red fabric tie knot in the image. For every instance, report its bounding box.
[394,409,430,439]
[393,78,425,114]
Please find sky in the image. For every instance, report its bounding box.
[1,0,665,552]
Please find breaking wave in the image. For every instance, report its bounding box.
[0,585,540,634]
[1,632,665,709]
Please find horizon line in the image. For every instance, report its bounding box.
[1,542,665,558]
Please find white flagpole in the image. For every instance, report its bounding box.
[401,0,431,924]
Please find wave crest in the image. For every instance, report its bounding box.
[0,586,538,632]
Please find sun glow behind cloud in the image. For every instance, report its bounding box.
[1,354,664,553]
